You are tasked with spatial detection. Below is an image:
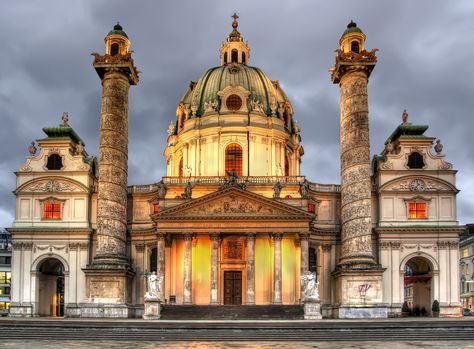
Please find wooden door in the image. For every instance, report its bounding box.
[224,271,242,305]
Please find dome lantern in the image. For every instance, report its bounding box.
[339,20,366,54]
[220,13,250,65]
[104,22,131,56]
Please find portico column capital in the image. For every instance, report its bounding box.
[299,232,310,241]
[272,233,283,241]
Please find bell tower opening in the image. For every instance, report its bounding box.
[110,43,119,56]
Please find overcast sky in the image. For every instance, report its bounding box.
[1,0,473,227]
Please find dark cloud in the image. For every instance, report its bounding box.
[0,0,473,226]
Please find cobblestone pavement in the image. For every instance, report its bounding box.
[1,341,474,349]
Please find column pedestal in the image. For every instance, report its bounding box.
[333,268,387,318]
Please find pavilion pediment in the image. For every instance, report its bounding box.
[154,187,313,221]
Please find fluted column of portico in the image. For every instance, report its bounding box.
[299,232,309,302]
[246,233,256,305]
[183,233,193,304]
[273,233,283,304]
[210,233,219,304]
[157,233,166,302]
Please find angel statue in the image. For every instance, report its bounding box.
[144,271,163,301]
[300,271,320,302]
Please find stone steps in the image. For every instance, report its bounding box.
[160,305,304,320]
[1,318,474,341]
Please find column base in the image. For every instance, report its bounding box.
[8,303,33,317]
[333,267,387,319]
[76,303,136,318]
[82,263,135,318]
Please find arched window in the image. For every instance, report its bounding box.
[224,52,228,64]
[225,143,243,176]
[285,156,290,176]
[178,158,183,177]
[407,152,424,169]
[231,49,238,63]
[242,52,246,64]
[110,43,120,56]
[149,248,157,273]
[46,154,63,170]
[351,41,360,53]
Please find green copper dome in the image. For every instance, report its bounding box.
[179,64,291,116]
[342,21,363,36]
[107,22,128,38]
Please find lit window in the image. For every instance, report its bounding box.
[225,143,243,176]
[463,248,469,258]
[43,202,61,220]
[408,202,427,219]
[307,203,315,213]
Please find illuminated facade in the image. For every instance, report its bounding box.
[8,19,463,318]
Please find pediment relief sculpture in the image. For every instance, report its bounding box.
[155,188,313,220]
[18,178,87,193]
[381,177,456,192]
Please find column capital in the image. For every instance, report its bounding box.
[183,233,194,241]
[299,232,310,241]
[322,244,332,252]
[210,233,220,241]
[246,233,256,241]
[272,233,283,240]
[135,244,146,252]
[156,233,166,241]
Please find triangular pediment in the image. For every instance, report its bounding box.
[153,187,313,221]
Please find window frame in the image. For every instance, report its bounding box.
[39,197,65,221]
[225,143,243,176]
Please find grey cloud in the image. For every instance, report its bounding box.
[0,0,472,226]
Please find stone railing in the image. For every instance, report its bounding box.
[127,176,342,194]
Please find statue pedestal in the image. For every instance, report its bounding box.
[143,298,161,320]
[304,300,322,320]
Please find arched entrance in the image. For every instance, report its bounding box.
[37,258,65,317]
[403,256,432,316]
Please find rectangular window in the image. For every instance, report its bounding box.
[408,202,427,219]
[0,302,9,311]
[464,248,469,258]
[43,203,61,220]
[0,272,5,284]
[152,203,160,214]
[0,286,10,295]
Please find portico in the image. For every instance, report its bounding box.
[150,187,313,305]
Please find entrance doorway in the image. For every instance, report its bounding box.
[37,258,65,317]
[403,256,432,316]
[224,271,242,305]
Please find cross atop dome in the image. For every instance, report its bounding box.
[231,13,239,29]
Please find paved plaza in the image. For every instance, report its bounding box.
[1,340,474,349]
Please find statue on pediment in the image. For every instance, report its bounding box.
[181,181,193,200]
[156,180,167,199]
[28,141,37,156]
[273,181,283,199]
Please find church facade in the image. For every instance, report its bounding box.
[8,18,463,318]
